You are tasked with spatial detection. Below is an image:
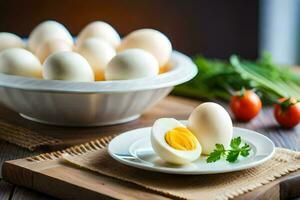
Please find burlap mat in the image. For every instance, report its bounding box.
[0,120,62,151]
[62,147,300,200]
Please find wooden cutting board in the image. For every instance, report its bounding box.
[2,96,300,199]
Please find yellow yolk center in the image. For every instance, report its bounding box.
[165,127,198,151]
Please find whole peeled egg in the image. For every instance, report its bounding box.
[151,118,202,165]
[76,21,121,48]
[105,49,159,80]
[118,29,172,67]
[188,102,233,155]
[28,20,73,53]
[77,38,116,81]
[43,51,94,82]
[0,32,24,52]
[36,38,73,63]
[0,48,42,78]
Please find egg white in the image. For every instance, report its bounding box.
[151,118,201,165]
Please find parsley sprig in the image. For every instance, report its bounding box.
[206,137,251,163]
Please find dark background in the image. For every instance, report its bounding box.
[0,0,259,59]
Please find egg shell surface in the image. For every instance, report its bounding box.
[77,38,116,81]
[0,48,42,78]
[43,51,94,82]
[104,49,159,80]
[118,29,172,66]
[28,20,73,53]
[77,21,121,48]
[36,38,73,63]
[0,32,24,52]
[188,102,233,155]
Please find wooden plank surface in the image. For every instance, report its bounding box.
[11,186,57,200]
[1,96,300,200]
[0,180,13,200]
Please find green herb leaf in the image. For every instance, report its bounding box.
[226,150,240,163]
[206,137,252,163]
[206,144,226,163]
[215,143,226,152]
[230,136,241,149]
[240,143,251,157]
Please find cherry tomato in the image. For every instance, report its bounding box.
[274,98,300,128]
[230,89,262,121]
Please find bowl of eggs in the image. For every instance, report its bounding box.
[0,20,197,126]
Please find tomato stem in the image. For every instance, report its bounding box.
[239,87,246,98]
[278,98,295,112]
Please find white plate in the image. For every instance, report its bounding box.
[108,122,275,175]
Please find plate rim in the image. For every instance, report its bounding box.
[108,126,275,175]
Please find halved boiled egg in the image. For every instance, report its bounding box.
[151,118,201,165]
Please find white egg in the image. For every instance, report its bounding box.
[151,118,202,165]
[188,102,233,155]
[118,29,172,66]
[105,49,159,80]
[28,20,73,53]
[43,51,94,82]
[0,32,24,52]
[77,21,121,48]
[77,38,116,81]
[0,48,42,78]
[36,38,73,63]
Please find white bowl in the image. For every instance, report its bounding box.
[0,51,197,126]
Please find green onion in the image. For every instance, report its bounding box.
[172,53,300,103]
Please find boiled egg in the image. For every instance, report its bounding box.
[36,38,73,63]
[104,49,159,80]
[151,118,201,165]
[28,20,73,53]
[188,102,233,155]
[118,29,172,67]
[0,32,24,52]
[77,21,121,48]
[76,38,116,81]
[159,60,172,74]
[43,51,94,82]
[0,48,42,78]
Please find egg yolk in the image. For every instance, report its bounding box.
[159,64,170,74]
[165,127,198,151]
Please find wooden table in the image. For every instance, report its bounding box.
[0,96,300,200]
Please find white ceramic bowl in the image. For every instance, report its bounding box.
[0,51,197,126]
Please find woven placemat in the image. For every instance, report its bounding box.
[22,134,300,199]
[60,146,300,200]
[0,120,62,151]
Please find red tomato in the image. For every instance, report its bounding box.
[230,90,262,121]
[274,98,300,128]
